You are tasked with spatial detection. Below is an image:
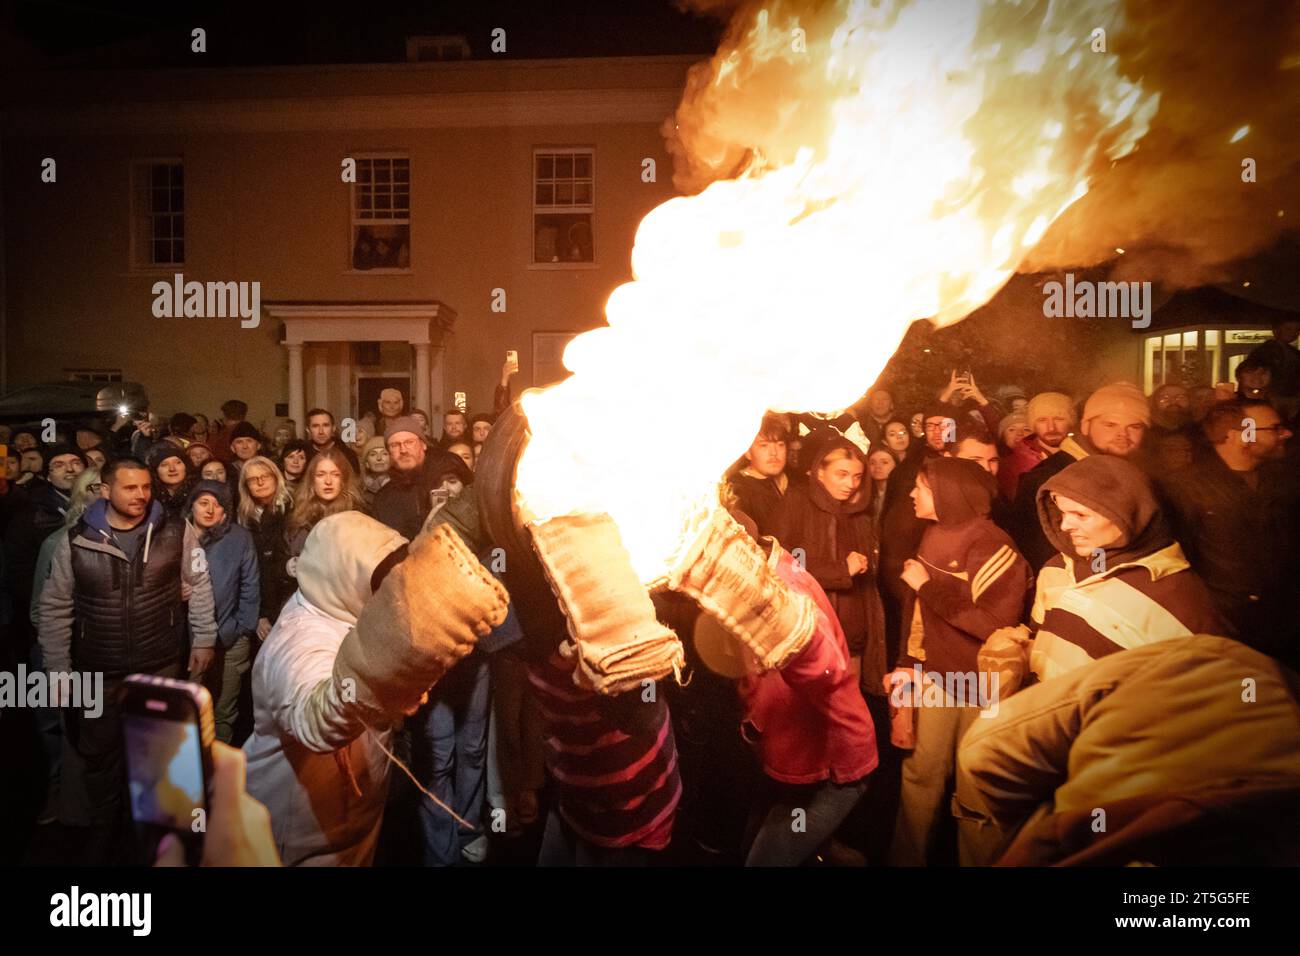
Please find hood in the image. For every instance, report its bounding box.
[296,511,408,626]
[921,457,996,525]
[80,497,165,548]
[1037,455,1172,569]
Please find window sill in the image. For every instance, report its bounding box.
[125,266,188,277]
[526,261,599,271]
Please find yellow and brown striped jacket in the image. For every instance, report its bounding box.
[1028,542,1226,682]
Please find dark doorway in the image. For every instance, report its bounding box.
[357,377,410,422]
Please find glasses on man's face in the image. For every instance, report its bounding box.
[88,482,103,493]
[390,439,420,452]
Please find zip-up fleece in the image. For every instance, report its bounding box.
[38,498,217,675]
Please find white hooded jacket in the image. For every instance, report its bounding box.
[243,513,407,866]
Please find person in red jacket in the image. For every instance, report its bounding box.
[887,457,1031,866]
[738,543,879,866]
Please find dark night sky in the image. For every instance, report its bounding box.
[5,0,724,66]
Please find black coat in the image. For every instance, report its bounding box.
[371,450,470,540]
[1156,451,1300,668]
[770,479,886,690]
[248,505,293,624]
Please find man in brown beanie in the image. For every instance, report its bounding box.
[1008,383,1150,570]
[372,416,470,540]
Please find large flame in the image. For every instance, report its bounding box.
[516,0,1158,584]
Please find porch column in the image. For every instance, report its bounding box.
[414,342,431,417]
[429,343,445,416]
[287,342,305,437]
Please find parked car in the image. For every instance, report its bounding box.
[0,381,149,429]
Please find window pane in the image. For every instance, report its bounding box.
[171,165,183,187]
[1163,333,1180,349]
[174,240,184,262]
[556,155,573,179]
[375,164,391,183]
[535,183,553,205]
[393,162,410,183]
[151,165,169,189]
[574,182,592,204]
[359,162,372,183]
[537,156,554,179]
[556,182,573,205]
[153,188,170,213]
[171,187,184,211]
[1204,329,1220,346]
[155,216,171,239]
[533,212,593,263]
[352,224,410,270]
[574,154,591,178]
[174,214,184,238]
[153,239,170,263]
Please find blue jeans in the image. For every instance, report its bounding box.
[410,651,491,866]
[745,777,869,867]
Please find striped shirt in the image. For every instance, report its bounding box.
[1029,542,1227,682]
[528,650,681,850]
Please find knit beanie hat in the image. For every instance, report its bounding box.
[297,512,408,626]
[1082,382,1151,426]
[229,421,262,443]
[1026,392,1075,427]
[361,435,388,463]
[997,411,1029,443]
[384,415,426,442]
[42,443,86,476]
[147,442,187,473]
[185,478,233,516]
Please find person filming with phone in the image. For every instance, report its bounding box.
[38,456,219,863]
[371,417,473,541]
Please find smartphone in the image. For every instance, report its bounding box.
[454,391,467,411]
[122,674,214,865]
[506,349,519,367]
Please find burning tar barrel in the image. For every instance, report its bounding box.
[476,402,818,691]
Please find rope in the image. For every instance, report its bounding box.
[373,736,475,830]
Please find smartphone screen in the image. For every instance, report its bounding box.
[506,349,518,366]
[122,675,213,858]
[124,711,205,830]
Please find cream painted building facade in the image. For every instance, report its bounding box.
[2,55,693,431]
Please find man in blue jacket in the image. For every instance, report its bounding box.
[187,480,261,743]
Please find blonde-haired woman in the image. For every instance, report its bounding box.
[238,455,295,639]
[284,448,363,569]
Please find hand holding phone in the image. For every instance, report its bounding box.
[155,742,280,867]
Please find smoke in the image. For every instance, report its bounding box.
[668,0,1300,290]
